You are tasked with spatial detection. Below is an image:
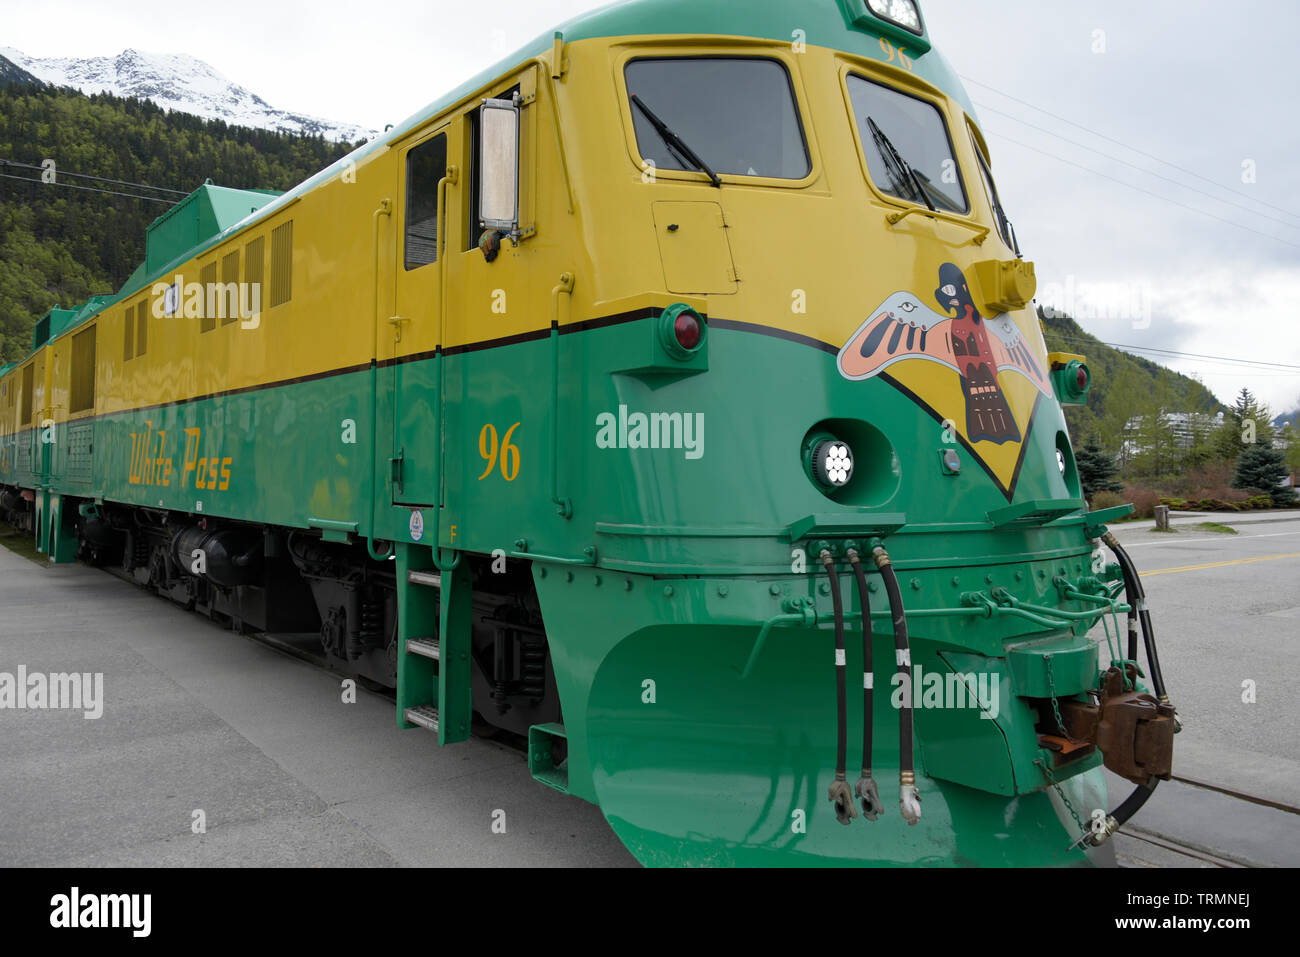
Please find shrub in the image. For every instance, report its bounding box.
[1091,490,1127,513]
[1127,488,1162,519]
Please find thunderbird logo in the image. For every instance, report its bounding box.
[837,262,1053,498]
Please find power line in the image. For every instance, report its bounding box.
[995,135,1300,250]
[0,158,188,196]
[1043,333,1300,371]
[973,102,1300,233]
[960,73,1300,223]
[0,171,177,205]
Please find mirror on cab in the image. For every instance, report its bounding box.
[479,96,520,237]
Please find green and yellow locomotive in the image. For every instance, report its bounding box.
[0,0,1177,866]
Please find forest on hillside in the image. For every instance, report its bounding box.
[0,84,360,361]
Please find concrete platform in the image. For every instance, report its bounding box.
[0,539,635,867]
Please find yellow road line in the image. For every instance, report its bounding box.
[1145,552,1300,577]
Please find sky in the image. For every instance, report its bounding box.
[3,0,1298,413]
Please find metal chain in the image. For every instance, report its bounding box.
[1044,654,1069,738]
[1036,758,1087,838]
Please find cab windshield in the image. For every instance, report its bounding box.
[847,73,968,214]
[625,56,811,181]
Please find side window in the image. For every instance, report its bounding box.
[970,133,1020,254]
[404,133,448,270]
[625,57,810,180]
[846,74,968,214]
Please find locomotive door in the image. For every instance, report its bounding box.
[388,122,459,508]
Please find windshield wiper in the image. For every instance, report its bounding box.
[631,94,722,188]
[867,117,935,212]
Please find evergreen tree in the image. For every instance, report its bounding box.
[1281,423,1300,475]
[1076,441,1123,501]
[1233,444,1296,506]
[1212,388,1275,462]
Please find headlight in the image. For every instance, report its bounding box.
[814,440,855,488]
[868,0,924,35]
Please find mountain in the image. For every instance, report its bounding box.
[0,46,374,144]
[0,83,357,362]
[1037,308,1226,453]
[0,52,45,88]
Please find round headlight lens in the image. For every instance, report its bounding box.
[814,440,855,488]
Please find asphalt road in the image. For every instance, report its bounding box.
[1109,514,1300,808]
[1,512,1296,867]
[1103,513,1300,867]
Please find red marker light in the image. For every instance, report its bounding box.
[1076,366,1089,391]
[674,311,702,350]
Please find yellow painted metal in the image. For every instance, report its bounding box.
[971,258,1037,312]
[1049,352,1088,367]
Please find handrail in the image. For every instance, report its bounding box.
[367,200,393,561]
[549,273,574,519]
[431,165,461,571]
[885,206,990,246]
[533,55,575,214]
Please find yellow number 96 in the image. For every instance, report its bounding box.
[478,422,520,482]
[879,37,913,71]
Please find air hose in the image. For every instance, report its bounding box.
[1103,532,1169,703]
[873,545,922,825]
[821,551,857,825]
[1078,531,1175,847]
[847,549,885,821]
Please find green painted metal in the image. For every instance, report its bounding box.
[144,183,281,276]
[395,543,439,727]
[528,722,570,793]
[436,559,473,745]
[45,493,80,563]
[1006,633,1100,699]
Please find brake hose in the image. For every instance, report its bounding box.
[1103,532,1168,701]
[821,550,857,825]
[873,545,922,825]
[848,549,885,821]
[1078,532,1174,847]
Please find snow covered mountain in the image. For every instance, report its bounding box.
[0,46,376,143]
[0,51,46,87]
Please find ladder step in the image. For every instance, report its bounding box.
[408,570,442,589]
[406,636,440,660]
[404,705,440,732]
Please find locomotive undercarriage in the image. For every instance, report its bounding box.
[0,487,561,738]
